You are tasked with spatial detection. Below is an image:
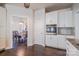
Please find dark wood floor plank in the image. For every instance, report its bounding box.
[0,44,66,56]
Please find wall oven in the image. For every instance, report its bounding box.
[46,24,57,35]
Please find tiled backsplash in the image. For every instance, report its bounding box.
[58,27,75,35]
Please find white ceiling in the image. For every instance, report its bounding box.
[7,3,24,7]
[29,3,57,10]
[29,3,72,10]
[6,3,72,10]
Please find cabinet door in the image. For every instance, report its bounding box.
[65,10,73,27]
[49,35,57,48]
[58,8,73,27]
[58,11,66,27]
[46,11,57,24]
[45,35,50,46]
[75,11,79,42]
[57,35,66,49]
[46,35,57,48]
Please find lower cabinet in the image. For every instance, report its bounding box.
[51,35,58,48]
[46,35,66,49]
[66,40,79,56]
[46,35,50,46]
[57,35,66,49]
[46,35,57,48]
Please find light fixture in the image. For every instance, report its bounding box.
[24,3,30,8]
[19,23,23,25]
[0,3,5,7]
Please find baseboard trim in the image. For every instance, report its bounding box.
[0,48,5,53]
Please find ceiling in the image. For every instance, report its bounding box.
[30,3,58,9]
[30,3,72,9]
[1,3,73,12]
[29,3,73,12]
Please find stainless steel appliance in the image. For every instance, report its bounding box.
[46,24,57,34]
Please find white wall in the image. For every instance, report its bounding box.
[34,8,45,46]
[0,7,7,49]
[5,4,34,49]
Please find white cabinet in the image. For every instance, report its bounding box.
[65,11,73,27]
[34,9,45,46]
[66,40,79,56]
[74,11,79,42]
[58,8,73,27]
[0,7,6,49]
[46,35,66,49]
[58,10,66,27]
[46,35,57,48]
[46,8,73,27]
[46,11,57,24]
[46,35,50,46]
[50,35,58,48]
[73,4,79,43]
[57,35,66,49]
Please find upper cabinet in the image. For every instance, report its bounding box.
[58,10,66,27]
[46,11,58,24]
[58,8,74,27]
[73,4,79,42]
[46,8,74,27]
[74,10,79,41]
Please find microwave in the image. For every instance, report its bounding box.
[46,24,57,34]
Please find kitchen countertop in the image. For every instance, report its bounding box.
[67,38,79,50]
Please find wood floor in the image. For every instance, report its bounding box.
[0,44,66,56]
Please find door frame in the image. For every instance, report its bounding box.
[10,15,28,48]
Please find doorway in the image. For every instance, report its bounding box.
[12,16,27,48]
